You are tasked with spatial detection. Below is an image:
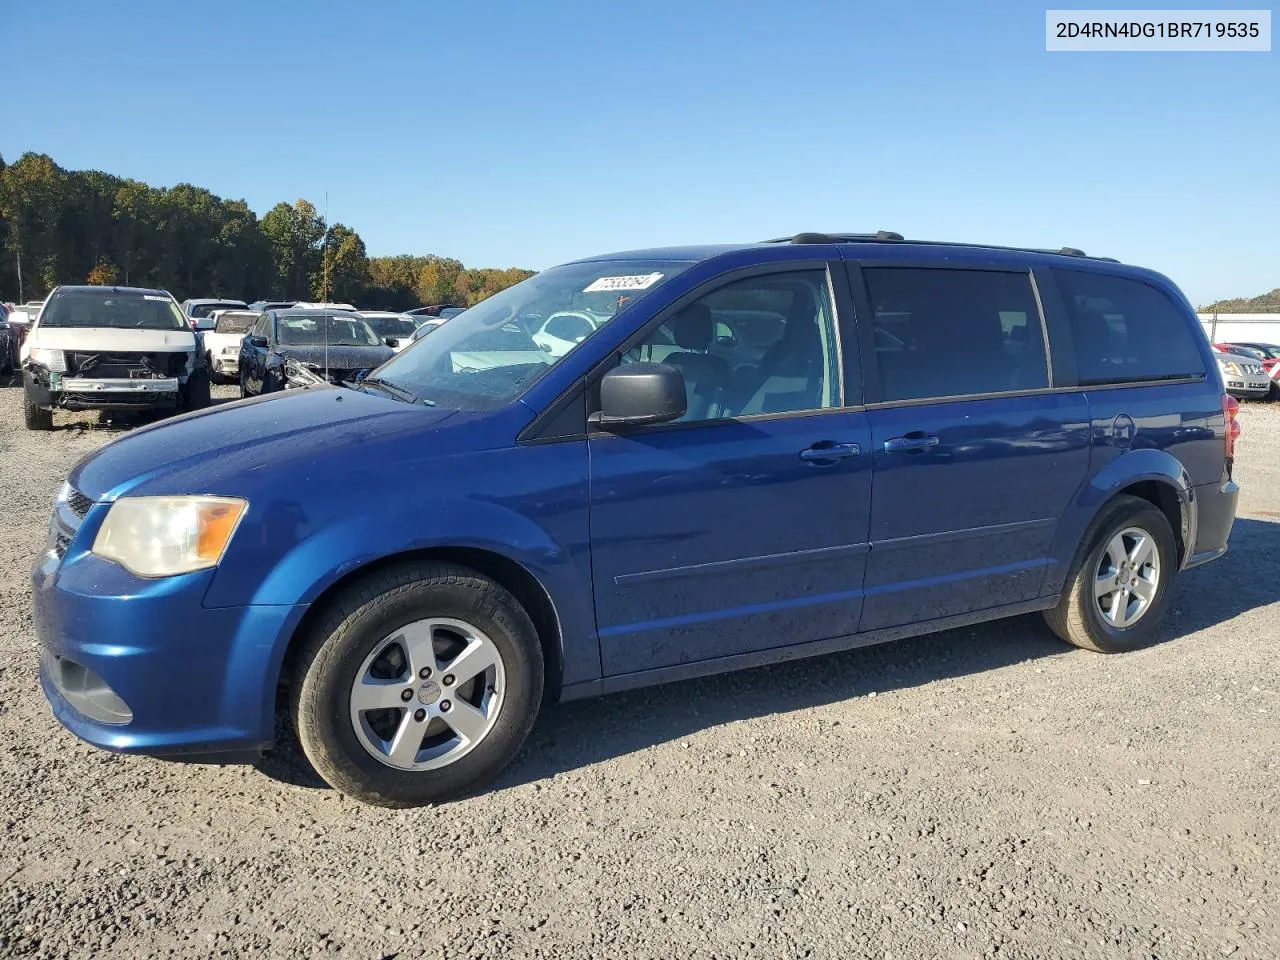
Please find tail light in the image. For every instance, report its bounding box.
[1223,393,1241,463]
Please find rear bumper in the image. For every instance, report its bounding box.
[1185,479,1239,569]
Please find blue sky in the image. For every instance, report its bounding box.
[2,0,1276,304]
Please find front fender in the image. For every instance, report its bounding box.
[248,497,582,608]
[1044,448,1195,593]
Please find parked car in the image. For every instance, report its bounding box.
[238,309,394,396]
[292,301,358,312]
[410,317,448,342]
[181,298,248,326]
[358,311,424,352]
[33,233,1239,807]
[246,300,297,313]
[0,315,15,374]
[1212,345,1271,400]
[406,303,465,318]
[20,286,210,430]
[1218,342,1280,399]
[196,309,259,382]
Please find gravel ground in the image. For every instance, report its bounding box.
[1,379,1277,960]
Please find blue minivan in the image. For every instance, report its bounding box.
[34,234,1240,807]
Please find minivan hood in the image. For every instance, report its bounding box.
[30,327,196,352]
[70,386,457,501]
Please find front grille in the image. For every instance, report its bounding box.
[63,391,172,406]
[66,351,187,378]
[66,487,94,519]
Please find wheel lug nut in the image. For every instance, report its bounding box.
[400,688,414,702]
[443,674,455,687]
[419,667,432,679]
[440,700,452,712]
[414,708,426,722]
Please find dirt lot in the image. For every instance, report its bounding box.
[1,382,1277,960]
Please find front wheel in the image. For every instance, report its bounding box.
[182,370,212,410]
[290,562,544,807]
[1043,495,1177,653]
[24,389,53,430]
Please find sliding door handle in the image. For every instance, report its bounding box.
[883,434,939,453]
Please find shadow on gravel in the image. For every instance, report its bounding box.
[254,518,1280,798]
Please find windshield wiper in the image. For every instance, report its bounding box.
[356,377,436,406]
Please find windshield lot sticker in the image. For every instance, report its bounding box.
[143,295,170,301]
[583,273,663,293]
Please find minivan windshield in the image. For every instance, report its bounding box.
[370,259,691,408]
[40,290,188,330]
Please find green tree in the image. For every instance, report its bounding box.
[261,199,325,298]
[316,223,372,303]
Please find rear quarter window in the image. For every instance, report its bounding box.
[1054,270,1206,385]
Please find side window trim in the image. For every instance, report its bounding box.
[851,261,1052,406]
[1031,267,1079,388]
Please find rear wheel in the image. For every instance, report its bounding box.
[290,562,544,807]
[1044,495,1176,653]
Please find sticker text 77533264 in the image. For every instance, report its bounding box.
[583,273,664,293]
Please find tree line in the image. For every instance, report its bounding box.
[0,152,535,310]
[1199,289,1280,313]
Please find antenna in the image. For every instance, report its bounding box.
[324,311,330,383]
[322,191,330,303]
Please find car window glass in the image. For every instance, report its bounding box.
[863,268,1048,402]
[621,269,841,423]
[1055,270,1206,384]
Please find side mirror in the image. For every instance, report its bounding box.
[592,362,686,429]
[246,335,268,349]
[385,337,398,348]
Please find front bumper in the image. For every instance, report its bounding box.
[1223,378,1271,400]
[33,502,306,759]
[212,356,239,375]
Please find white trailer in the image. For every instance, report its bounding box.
[1198,313,1280,347]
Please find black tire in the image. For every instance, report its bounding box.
[239,370,249,398]
[290,561,544,807]
[23,384,53,431]
[1043,495,1177,653]
[182,370,212,410]
[1268,381,1280,402]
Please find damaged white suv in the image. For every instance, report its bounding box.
[20,285,211,431]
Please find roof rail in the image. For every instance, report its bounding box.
[760,233,1117,262]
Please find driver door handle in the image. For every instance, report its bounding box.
[799,441,861,463]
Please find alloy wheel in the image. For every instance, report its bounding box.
[349,618,506,771]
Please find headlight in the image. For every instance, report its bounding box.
[29,347,66,372]
[284,358,324,387]
[92,496,248,577]
[1219,360,1241,376]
